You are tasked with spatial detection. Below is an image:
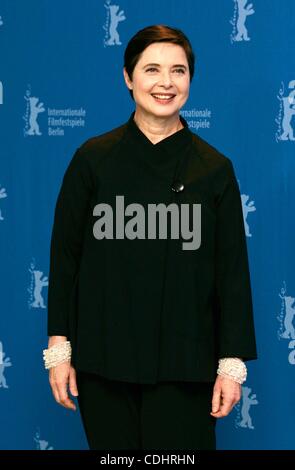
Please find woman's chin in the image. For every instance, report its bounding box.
[141,105,181,119]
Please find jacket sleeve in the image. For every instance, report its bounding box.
[214,158,258,361]
[47,146,93,337]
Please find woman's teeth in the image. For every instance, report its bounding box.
[152,94,174,99]
[151,94,175,102]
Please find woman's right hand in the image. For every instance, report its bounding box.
[47,336,79,411]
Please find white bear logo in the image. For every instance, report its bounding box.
[276,80,295,142]
[34,429,54,450]
[230,0,255,43]
[0,341,12,389]
[279,294,295,340]
[103,2,126,47]
[241,193,256,237]
[235,385,258,429]
[28,262,48,309]
[0,184,7,221]
[30,270,48,309]
[24,95,45,136]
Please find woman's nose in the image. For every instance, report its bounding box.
[159,71,173,87]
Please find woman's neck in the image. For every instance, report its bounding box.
[133,109,183,145]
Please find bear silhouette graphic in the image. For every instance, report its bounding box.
[105,4,126,46]
[31,270,48,308]
[238,386,258,429]
[234,0,255,42]
[25,96,45,136]
[241,194,256,237]
[34,430,54,450]
[0,184,7,221]
[280,96,295,141]
[280,296,295,340]
[0,342,12,389]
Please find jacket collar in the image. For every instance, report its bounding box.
[126,110,192,159]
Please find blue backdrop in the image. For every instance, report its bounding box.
[0,0,294,450]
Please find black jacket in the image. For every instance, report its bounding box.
[47,111,258,384]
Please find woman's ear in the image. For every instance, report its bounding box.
[123,67,133,91]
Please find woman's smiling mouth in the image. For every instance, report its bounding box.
[151,93,176,104]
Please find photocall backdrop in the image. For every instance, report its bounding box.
[0,0,294,450]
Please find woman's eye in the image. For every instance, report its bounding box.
[145,68,185,74]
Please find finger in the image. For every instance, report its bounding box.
[220,398,233,417]
[49,365,76,410]
[211,398,234,418]
[69,368,79,397]
[56,380,76,410]
[211,387,221,413]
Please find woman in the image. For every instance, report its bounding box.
[43,25,257,450]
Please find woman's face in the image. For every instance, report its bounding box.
[123,42,190,119]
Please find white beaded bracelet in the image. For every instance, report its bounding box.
[43,341,72,369]
[217,357,247,384]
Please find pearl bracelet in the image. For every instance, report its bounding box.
[217,357,247,384]
[43,341,72,369]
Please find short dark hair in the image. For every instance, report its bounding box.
[123,24,195,100]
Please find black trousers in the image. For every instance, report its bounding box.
[76,370,217,450]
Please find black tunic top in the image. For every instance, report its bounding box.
[47,110,258,384]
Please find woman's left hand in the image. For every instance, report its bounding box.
[210,375,241,418]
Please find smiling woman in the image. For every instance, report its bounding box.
[122,26,193,142]
[45,24,257,451]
